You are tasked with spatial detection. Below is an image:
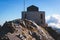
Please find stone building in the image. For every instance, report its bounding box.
[22,5,46,27]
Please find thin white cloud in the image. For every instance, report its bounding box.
[46,14,60,28]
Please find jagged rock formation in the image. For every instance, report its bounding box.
[0,19,55,40]
[0,25,1,31]
[45,27,60,40]
[0,25,2,34]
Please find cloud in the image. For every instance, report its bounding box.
[46,14,60,28]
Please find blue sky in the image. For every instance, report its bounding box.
[0,0,60,26]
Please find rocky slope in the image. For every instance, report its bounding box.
[0,19,55,40]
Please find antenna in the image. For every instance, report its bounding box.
[23,0,26,20]
[24,0,25,11]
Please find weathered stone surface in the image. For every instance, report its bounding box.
[0,19,55,40]
[0,25,1,31]
[22,5,45,27]
[45,27,60,40]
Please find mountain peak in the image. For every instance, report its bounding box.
[0,19,55,40]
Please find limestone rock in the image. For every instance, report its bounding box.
[0,19,55,40]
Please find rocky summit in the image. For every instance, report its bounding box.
[0,19,55,40]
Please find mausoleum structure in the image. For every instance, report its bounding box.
[22,5,46,27]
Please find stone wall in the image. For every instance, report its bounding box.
[22,11,45,26]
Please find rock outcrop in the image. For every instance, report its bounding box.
[0,19,55,40]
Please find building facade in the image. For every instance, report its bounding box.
[22,5,46,27]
